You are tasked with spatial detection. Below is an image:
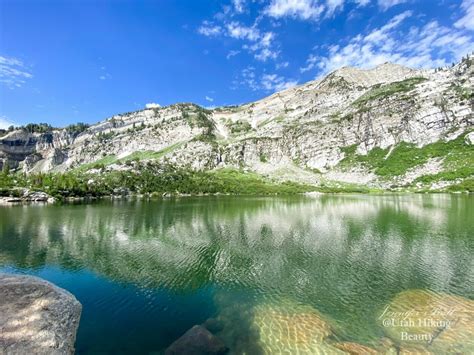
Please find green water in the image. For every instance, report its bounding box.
[0,194,473,353]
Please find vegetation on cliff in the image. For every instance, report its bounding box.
[0,163,316,198]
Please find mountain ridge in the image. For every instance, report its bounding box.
[1,55,473,193]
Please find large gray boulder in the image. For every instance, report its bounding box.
[0,273,82,355]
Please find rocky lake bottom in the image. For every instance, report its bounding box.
[0,194,473,354]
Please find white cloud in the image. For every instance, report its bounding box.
[306,10,474,77]
[377,0,407,11]
[326,0,344,16]
[355,0,370,6]
[226,50,241,59]
[276,61,290,69]
[0,55,33,88]
[243,31,280,61]
[205,96,214,102]
[261,73,298,91]
[300,53,318,72]
[236,66,297,92]
[226,22,260,41]
[455,0,474,31]
[253,47,280,61]
[0,116,16,129]
[232,0,245,13]
[199,19,280,61]
[240,66,259,91]
[265,0,325,21]
[145,103,161,109]
[198,21,222,36]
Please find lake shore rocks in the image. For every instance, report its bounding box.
[0,273,82,355]
[378,289,474,354]
[0,189,55,204]
[165,325,228,355]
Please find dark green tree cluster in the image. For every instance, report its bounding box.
[65,122,89,135]
[22,123,54,133]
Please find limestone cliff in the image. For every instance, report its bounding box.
[1,56,473,190]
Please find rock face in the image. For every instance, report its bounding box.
[165,325,228,355]
[0,56,472,189]
[0,273,82,355]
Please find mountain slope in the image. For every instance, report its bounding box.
[1,56,473,193]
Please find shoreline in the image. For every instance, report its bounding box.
[1,189,471,206]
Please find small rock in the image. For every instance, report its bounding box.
[465,131,474,145]
[113,187,130,196]
[165,325,228,355]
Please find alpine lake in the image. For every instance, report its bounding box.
[1,194,473,354]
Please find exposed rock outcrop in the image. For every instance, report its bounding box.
[0,273,82,355]
[0,190,55,204]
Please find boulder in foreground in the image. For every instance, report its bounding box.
[0,273,82,355]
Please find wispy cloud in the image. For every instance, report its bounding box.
[265,0,325,21]
[243,31,280,61]
[303,9,474,77]
[377,0,407,11]
[276,61,289,69]
[226,50,241,59]
[205,96,214,102]
[226,22,260,41]
[355,0,370,6]
[0,55,33,88]
[198,19,280,62]
[235,66,297,92]
[300,54,317,72]
[232,0,246,13]
[198,21,222,36]
[325,0,345,17]
[99,74,112,80]
[455,0,474,31]
[261,73,298,91]
[0,116,16,129]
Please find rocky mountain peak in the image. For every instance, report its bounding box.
[330,62,418,87]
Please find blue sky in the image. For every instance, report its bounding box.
[0,0,473,128]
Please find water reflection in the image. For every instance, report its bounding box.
[0,194,473,352]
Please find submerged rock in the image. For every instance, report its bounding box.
[202,318,225,334]
[250,298,345,354]
[333,341,379,354]
[165,325,228,355]
[0,273,82,355]
[378,289,474,354]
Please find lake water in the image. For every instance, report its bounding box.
[0,194,473,354]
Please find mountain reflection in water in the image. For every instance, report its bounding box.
[0,194,472,353]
